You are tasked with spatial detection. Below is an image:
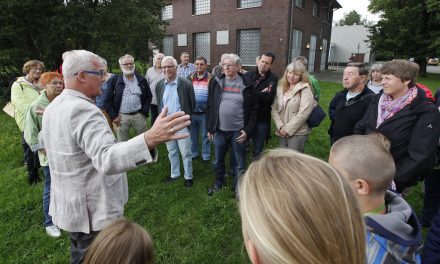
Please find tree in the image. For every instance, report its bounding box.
[337,10,367,26]
[0,0,165,88]
[368,0,440,75]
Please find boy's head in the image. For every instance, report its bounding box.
[329,134,395,204]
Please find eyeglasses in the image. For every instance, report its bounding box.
[121,63,134,67]
[222,64,237,68]
[75,70,105,78]
[161,65,175,69]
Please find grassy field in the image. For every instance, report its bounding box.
[0,74,439,263]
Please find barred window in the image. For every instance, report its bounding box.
[194,32,211,64]
[238,29,260,65]
[295,0,304,8]
[193,0,210,15]
[163,36,174,57]
[290,29,302,62]
[313,0,320,17]
[162,5,173,20]
[238,0,262,8]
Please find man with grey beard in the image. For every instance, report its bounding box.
[106,54,152,141]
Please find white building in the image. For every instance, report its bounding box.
[329,24,372,65]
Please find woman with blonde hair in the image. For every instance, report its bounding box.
[271,62,314,152]
[83,219,154,264]
[239,148,366,264]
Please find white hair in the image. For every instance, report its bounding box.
[161,56,178,67]
[118,54,135,65]
[62,50,102,78]
[223,53,242,65]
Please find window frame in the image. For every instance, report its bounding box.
[193,0,210,15]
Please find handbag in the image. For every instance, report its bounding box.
[2,102,14,118]
[307,101,326,128]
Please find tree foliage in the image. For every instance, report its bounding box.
[368,0,440,74]
[0,0,165,84]
[336,10,367,26]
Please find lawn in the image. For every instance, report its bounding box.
[0,74,438,263]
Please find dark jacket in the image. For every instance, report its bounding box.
[105,72,152,120]
[354,88,440,190]
[328,86,374,144]
[206,73,258,135]
[244,69,278,123]
[423,210,440,264]
[156,76,195,115]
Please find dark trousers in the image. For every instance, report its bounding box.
[422,169,440,227]
[150,104,158,127]
[21,133,40,184]
[69,231,99,264]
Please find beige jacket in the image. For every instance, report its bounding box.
[39,89,157,233]
[271,81,314,136]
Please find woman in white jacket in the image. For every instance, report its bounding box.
[271,62,314,152]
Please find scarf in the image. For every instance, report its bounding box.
[376,86,417,128]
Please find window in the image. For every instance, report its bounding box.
[162,4,173,20]
[238,0,262,8]
[163,36,174,56]
[217,30,229,45]
[193,0,210,15]
[290,29,302,62]
[194,32,211,64]
[295,0,304,8]
[238,29,260,65]
[312,0,320,17]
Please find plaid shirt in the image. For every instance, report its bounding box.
[177,63,195,78]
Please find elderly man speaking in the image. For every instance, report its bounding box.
[39,50,190,264]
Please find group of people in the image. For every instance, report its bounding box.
[8,48,440,264]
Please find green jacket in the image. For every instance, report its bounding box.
[24,90,49,166]
[156,76,195,115]
[11,77,41,131]
[308,74,321,101]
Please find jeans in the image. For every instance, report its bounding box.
[21,133,40,183]
[116,113,147,142]
[213,130,246,191]
[42,166,53,227]
[150,104,158,127]
[166,130,193,179]
[252,122,269,159]
[190,113,210,160]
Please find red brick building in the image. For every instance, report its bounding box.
[157,0,341,76]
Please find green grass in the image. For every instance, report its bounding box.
[0,75,439,263]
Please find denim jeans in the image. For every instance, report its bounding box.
[190,113,210,160]
[213,130,246,190]
[252,122,269,159]
[166,130,193,179]
[42,166,53,227]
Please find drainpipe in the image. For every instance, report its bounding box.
[287,0,294,64]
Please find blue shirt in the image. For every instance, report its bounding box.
[177,63,195,78]
[95,73,114,109]
[162,78,181,115]
[119,75,142,113]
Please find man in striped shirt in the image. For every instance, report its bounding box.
[188,56,212,162]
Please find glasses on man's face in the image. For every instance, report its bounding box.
[121,62,134,67]
[161,65,175,70]
[222,64,236,68]
[74,70,105,78]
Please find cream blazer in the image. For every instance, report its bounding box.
[39,89,157,233]
[271,81,314,136]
